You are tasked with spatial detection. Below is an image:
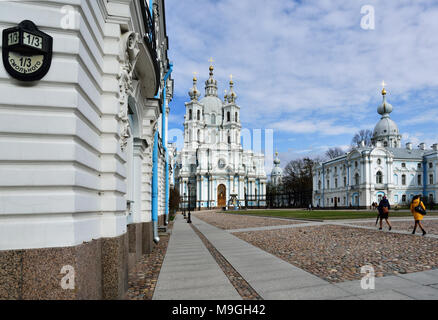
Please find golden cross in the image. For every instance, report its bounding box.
[382,80,386,88]
[193,71,198,79]
[208,57,214,65]
[230,74,233,82]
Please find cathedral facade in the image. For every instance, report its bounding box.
[174,64,267,209]
[313,87,438,208]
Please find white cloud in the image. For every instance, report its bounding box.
[166,0,438,145]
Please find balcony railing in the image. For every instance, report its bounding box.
[139,0,160,95]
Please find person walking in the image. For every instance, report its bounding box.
[410,195,427,236]
[377,195,392,231]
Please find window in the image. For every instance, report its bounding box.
[429,162,433,169]
[211,113,216,124]
[418,163,422,169]
[418,174,422,186]
[344,177,347,187]
[327,179,330,189]
[355,161,358,168]
[402,194,406,202]
[227,112,230,122]
[355,173,360,185]
[402,163,406,168]
[197,129,201,142]
[197,110,200,120]
[384,141,388,147]
[335,178,338,188]
[235,112,238,122]
[377,159,381,165]
[318,180,321,190]
[430,174,434,185]
[376,171,383,184]
[334,167,337,174]
[189,109,192,120]
[402,174,406,185]
[227,131,231,144]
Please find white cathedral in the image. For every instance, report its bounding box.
[313,86,438,208]
[174,64,267,209]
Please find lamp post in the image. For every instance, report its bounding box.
[187,181,192,223]
[183,192,186,218]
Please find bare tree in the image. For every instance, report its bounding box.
[325,147,345,160]
[282,157,316,207]
[351,129,373,147]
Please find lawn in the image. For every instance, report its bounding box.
[234,209,438,220]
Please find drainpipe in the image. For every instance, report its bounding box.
[162,63,173,225]
[152,129,160,243]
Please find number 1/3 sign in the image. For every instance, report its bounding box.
[23,32,43,49]
[2,20,52,81]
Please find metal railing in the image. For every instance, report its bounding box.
[139,0,160,95]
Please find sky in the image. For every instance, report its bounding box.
[165,0,438,172]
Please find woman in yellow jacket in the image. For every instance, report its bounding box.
[410,195,427,236]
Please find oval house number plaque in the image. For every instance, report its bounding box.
[2,20,53,81]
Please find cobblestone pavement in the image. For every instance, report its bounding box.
[346,219,438,235]
[193,211,302,230]
[233,224,438,283]
[190,223,263,300]
[126,222,173,300]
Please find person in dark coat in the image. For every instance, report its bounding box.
[378,195,392,231]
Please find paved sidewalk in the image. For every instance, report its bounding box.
[153,214,438,300]
[153,215,241,300]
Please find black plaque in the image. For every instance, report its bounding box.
[2,20,53,81]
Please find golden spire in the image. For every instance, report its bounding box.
[193,71,198,81]
[229,74,234,85]
[208,57,214,71]
[381,80,387,96]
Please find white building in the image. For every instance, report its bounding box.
[0,0,173,299]
[313,87,438,208]
[174,64,267,209]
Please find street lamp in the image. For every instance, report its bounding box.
[187,181,192,223]
[183,192,186,218]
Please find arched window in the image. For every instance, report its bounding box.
[235,112,238,122]
[211,113,216,124]
[197,129,201,142]
[355,173,360,185]
[227,130,231,144]
[402,174,406,185]
[376,171,383,184]
[343,176,347,187]
[197,110,200,121]
[318,180,321,190]
[227,111,230,122]
[189,109,192,120]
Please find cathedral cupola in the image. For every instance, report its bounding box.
[372,82,401,148]
[271,151,283,186]
[188,73,200,101]
[227,75,237,103]
[205,58,218,97]
[377,81,393,118]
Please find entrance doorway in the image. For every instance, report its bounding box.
[217,184,226,207]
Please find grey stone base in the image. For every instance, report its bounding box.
[0,233,131,300]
